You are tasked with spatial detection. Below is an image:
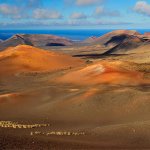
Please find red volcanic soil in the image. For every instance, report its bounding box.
[144,32,150,36]
[58,61,149,86]
[0,45,84,76]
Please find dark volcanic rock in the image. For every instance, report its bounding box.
[104,34,132,48]
[46,43,66,46]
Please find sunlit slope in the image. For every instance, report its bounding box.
[0,45,84,76]
[58,60,150,85]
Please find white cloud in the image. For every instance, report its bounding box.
[0,20,132,29]
[95,6,104,14]
[134,1,150,16]
[0,4,27,19]
[33,9,62,19]
[76,0,103,6]
[0,4,19,15]
[70,12,87,19]
[93,6,121,17]
[0,4,62,20]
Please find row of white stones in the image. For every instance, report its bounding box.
[0,121,50,129]
[30,131,85,136]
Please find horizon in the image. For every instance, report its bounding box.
[0,28,150,41]
[1,28,150,30]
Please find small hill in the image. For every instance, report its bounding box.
[144,32,150,37]
[0,45,84,76]
[0,34,73,51]
[58,60,150,86]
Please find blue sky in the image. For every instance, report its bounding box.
[0,0,150,29]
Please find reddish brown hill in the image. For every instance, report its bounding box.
[57,60,150,86]
[0,45,84,76]
[144,32,150,36]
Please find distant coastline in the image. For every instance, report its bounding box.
[0,29,150,41]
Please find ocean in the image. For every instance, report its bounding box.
[0,29,150,41]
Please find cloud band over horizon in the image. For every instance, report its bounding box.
[0,0,150,29]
